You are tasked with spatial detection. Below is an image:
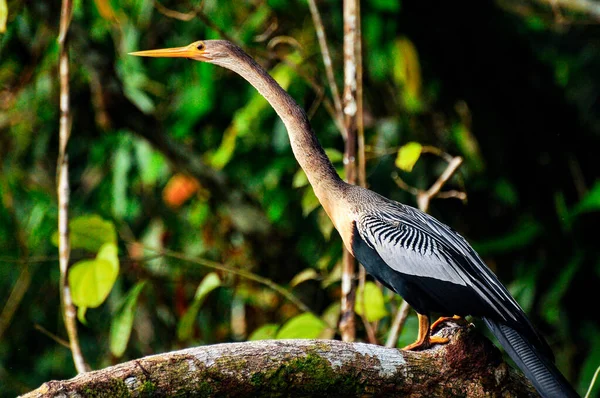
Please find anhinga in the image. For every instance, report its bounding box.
[131,40,578,398]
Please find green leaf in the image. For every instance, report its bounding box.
[391,38,422,113]
[355,281,388,322]
[276,313,327,339]
[123,84,155,114]
[292,169,309,188]
[112,138,132,218]
[248,323,279,341]
[290,268,318,287]
[52,215,117,252]
[110,281,147,357]
[77,306,88,325]
[69,243,120,310]
[321,302,341,329]
[324,148,344,163]
[472,219,541,256]
[573,180,600,215]
[451,123,485,172]
[317,209,334,240]
[301,188,320,216]
[0,0,7,32]
[395,142,422,172]
[177,272,221,341]
[541,254,581,324]
[396,312,419,348]
[371,0,400,12]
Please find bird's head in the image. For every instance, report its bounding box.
[129,40,240,67]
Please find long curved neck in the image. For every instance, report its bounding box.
[217,51,344,194]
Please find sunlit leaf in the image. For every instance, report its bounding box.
[0,0,7,33]
[69,243,120,311]
[248,323,279,341]
[355,281,389,322]
[52,215,117,252]
[276,313,327,339]
[177,273,221,341]
[395,142,422,172]
[290,268,319,287]
[110,281,147,357]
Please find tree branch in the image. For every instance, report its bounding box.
[21,325,537,397]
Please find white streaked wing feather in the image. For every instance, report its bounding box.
[357,204,524,323]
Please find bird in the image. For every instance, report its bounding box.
[130,40,579,398]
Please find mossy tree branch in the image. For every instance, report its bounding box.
[22,325,537,397]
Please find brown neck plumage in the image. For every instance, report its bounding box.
[218,49,344,197]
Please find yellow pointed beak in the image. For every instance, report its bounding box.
[129,44,196,58]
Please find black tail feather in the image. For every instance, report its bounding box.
[483,317,579,398]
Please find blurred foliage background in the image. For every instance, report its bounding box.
[1,0,599,396]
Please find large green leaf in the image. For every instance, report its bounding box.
[177,272,221,341]
[276,313,327,339]
[355,281,389,322]
[52,215,117,252]
[109,281,147,357]
[69,243,120,315]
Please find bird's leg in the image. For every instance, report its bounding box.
[430,315,466,332]
[402,313,449,351]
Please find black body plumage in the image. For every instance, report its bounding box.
[348,185,578,398]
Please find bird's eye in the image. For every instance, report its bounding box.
[196,42,205,50]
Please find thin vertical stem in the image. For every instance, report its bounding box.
[356,0,366,189]
[339,0,359,343]
[58,0,88,374]
[306,0,346,138]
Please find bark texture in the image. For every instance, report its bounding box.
[22,325,538,397]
